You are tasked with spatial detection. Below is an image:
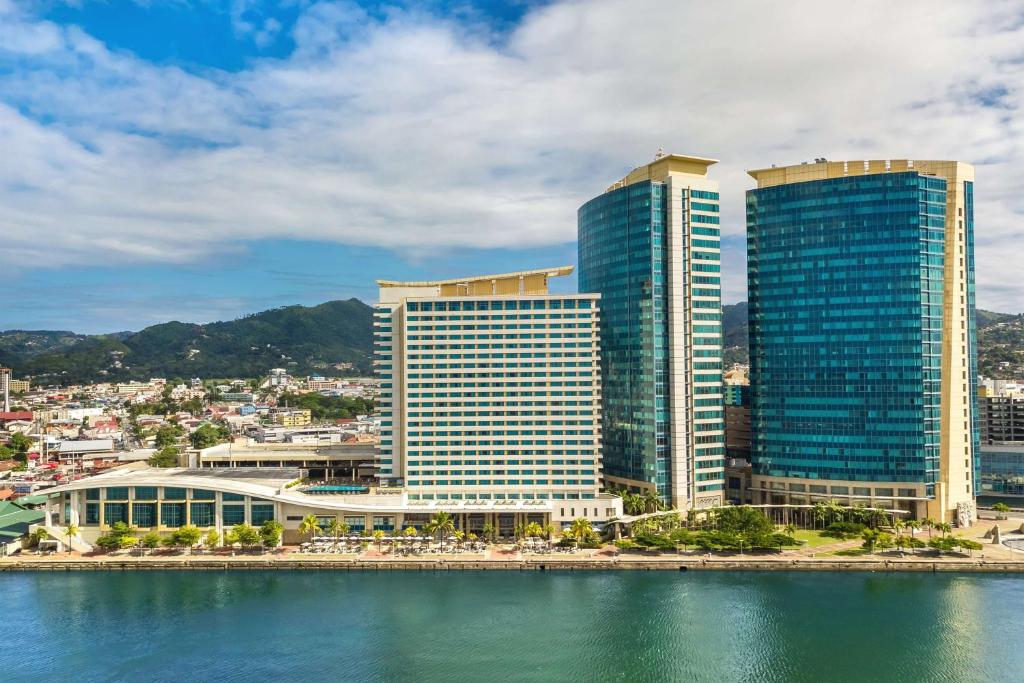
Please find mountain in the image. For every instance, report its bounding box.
[722,303,1024,378]
[1,299,375,385]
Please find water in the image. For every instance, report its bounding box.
[3,570,1023,682]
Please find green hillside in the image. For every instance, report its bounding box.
[2,299,374,385]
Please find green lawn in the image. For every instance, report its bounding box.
[789,529,841,548]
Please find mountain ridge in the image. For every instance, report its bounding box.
[0,298,375,385]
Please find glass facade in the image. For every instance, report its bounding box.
[579,181,664,491]
[979,446,1024,498]
[579,174,724,505]
[747,172,947,483]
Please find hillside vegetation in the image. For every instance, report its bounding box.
[1,299,374,385]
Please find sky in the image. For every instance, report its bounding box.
[1,0,1023,333]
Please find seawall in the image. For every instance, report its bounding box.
[3,557,1023,572]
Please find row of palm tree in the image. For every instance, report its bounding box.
[618,489,667,517]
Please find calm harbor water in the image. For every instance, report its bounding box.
[3,570,1023,682]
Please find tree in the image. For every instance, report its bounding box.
[189,423,231,450]
[148,446,179,468]
[567,518,598,548]
[63,523,80,555]
[402,525,418,538]
[955,537,983,556]
[327,517,347,542]
[299,514,322,542]
[260,520,283,549]
[935,522,952,538]
[543,523,557,541]
[921,517,936,538]
[10,432,33,455]
[30,527,50,548]
[0,444,14,461]
[141,532,162,550]
[153,424,184,449]
[523,522,544,539]
[481,522,496,543]
[992,503,1011,520]
[861,528,894,553]
[906,519,922,538]
[425,511,455,549]
[642,490,665,514]
[230,524,261,549]
[905,536,927,555]
[172,525,202,553]
[373,529,386,551]
[203,529,221,550]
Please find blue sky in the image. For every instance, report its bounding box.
[2,1,1023,333]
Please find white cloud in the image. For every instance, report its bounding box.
[1,0,1023,309]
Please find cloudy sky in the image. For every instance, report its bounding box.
[1,0,1022,333]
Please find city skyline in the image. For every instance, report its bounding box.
[3,1,1024,332]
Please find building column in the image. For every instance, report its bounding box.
[69,491,81,526]
[214,492,223,535]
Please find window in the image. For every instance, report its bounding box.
[251,504,275,526]
[221,492,245,502]
[134,487,158,500]
[85,489,100,501]
[163,488,186,501]
[190,502,215,527]
[132,503,157,528]
[85,503,100,524]
[103,502,128,525]
[222,505,245,526]
[105,487,129,501]
[161,503,185,527]
[344,516,365,532]
[191,489,216,501]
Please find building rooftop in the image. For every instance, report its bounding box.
[377,266,572,288]
[377,266,574,300]
[747,159,973,189]
[605,153,719,192]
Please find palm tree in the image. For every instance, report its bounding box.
[63,523,80,555]
[642,490,664,514]
[568,518,594,549]
[426,511,455,550]
[543,523,557,541]
[825,499,844,525]
[921,517,936,538]
[453,530,465,550]
[783,523,797,536]
[403,525,419,538]
[481,522,496,543]
[30,526,50,550]
[906,519,921,537]
[935,522,952,538]
[298,514,322,542]
[523,522,543,538]
[372,529,386,552]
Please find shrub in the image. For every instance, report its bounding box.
[823,521,866,539]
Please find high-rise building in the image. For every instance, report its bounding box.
[0,366,11,412]
[746,159,978,525]
[374,267,621,530]
[578,153,725,510]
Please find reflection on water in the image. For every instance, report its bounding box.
[4,571,1024,683]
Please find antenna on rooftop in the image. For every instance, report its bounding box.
[654,147,667,160]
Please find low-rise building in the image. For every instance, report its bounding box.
[271,409,312,427]
[43,465,614,546]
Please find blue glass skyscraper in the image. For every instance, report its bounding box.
[578,154,725,510]
[746,160,979,525]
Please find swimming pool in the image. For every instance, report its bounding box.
[304,485,370,494]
